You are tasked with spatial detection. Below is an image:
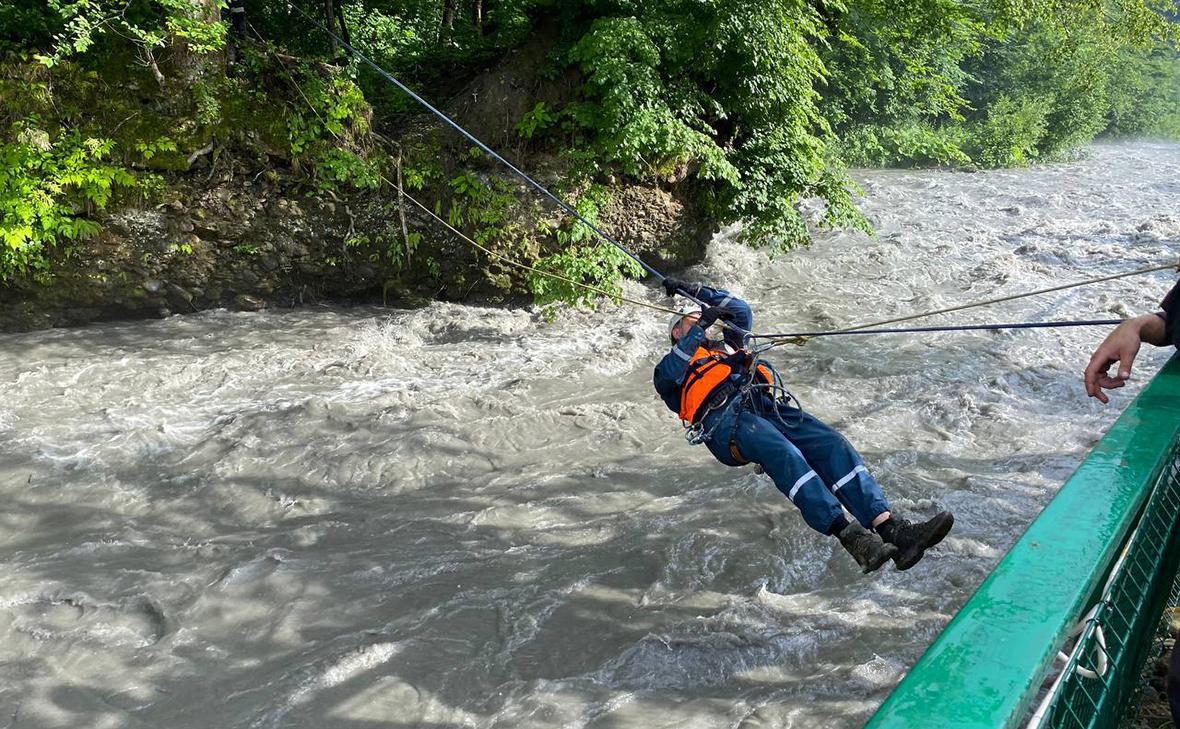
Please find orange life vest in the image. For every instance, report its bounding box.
[678,346,773,423]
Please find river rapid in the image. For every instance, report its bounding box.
[1,142,1178,729]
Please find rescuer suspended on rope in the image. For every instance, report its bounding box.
[653,278,955,573]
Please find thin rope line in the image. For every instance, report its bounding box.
[391,180,687,317]
[753,260,1178,340]
[263,13,1177,343]
[283,1,670,283]
[283,2,761,340]
[255,29,682,318]
[253,32,685,320]
[763,318,1125,348]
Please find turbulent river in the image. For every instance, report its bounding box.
[2,142,1178,729]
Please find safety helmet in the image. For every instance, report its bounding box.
[668,308,699,343]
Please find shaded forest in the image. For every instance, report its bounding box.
[1,0,1177,316]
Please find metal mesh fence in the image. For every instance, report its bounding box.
[1030,444,1180,729]
[1124,533,1180,729]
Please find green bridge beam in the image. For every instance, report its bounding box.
[866,355,1180,729]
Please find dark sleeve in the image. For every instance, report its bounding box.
[695,285,752,349]
[1160,280,1180,349]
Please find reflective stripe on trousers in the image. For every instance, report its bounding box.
[700,397,891,534]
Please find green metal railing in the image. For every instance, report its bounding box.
[1040,437,1180,729]
[865,355,1180,729]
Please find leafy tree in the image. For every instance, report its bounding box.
[35,0,227,88]
[1,0,1178,300]
[0,123,136,280]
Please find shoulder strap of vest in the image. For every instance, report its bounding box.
[681,349,724,386]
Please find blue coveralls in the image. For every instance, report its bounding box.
[653,286,891,535]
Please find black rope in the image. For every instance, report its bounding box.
[753,318,1125,342]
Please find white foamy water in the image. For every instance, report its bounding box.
[0,142,1177,728]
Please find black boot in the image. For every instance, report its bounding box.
[837,521,898,574]
[879,512,954,571]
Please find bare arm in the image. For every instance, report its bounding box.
[1084,314,1168,404]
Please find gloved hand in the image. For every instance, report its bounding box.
[721,350,754,370]
[696,306,735,329]
[661,277,699,298]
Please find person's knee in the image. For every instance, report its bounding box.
[793,482,844,534]
[824,431,856,457]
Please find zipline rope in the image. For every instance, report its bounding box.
[385,184,1129,341]
[282,1,770,339]
[254,23,686,320]
[391,179,687,318]
[754,261,1179,343]
[759,319,1126,349]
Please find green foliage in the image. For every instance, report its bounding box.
[528,184,642,307]
[400,150,440,191]
[282,68,383,191]
[372,227,423,271]
[134,135,178,161]
[0,1,389,286]
[192,79,223,126]
[4,0,1179,309]
[35,0,228,73]
[553,183,607,247]
[1105,47,1180,137]
[530,240,643,308]
[0,122,136,280]
[965,17,1115,162]
[968,94,1052,167]
[822,0,985,132]
[516,102,558,140]
[0,3,61,53]
[828,1,1180,169]
[286,72,370,154]
[447,169,516,243]
[313,147,382,190]
[837,124,971,168]
[558,1,872,246]
[337,1,534,118]
[565,16,735,184]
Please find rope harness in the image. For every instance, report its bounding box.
[684,343,804,459]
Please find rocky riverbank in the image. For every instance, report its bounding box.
[1131,620,1178,729]
[0,168,712,333]
[0,21,717,334]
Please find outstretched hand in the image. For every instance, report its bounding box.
[1084,321,1144,404]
